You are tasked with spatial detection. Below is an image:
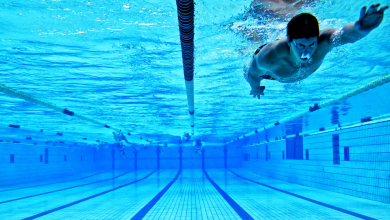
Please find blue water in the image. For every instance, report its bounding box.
[1,0,390,219]
[0,0,388,145]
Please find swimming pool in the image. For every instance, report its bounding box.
[1,0,390,219]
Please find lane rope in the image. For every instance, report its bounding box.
[176,0,195,135]
[0,83,149,145]
[227,74,390,145]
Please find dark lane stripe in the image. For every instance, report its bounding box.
[229,169,376,220]
[203,169,254,220]
[1,170,134,204]
[22,170,156,220]
[0,170,110,193]
[131,169,181,220]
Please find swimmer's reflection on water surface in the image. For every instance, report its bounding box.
[237,0,318,42]
[250,0,317,18]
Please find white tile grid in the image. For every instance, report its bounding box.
[143,169,240,220]
[244,159,390,204]
[0,169,107,191]
[208,169,364,220]
[0,169,154,220]
[0,144,112,187]
[261,161,386,187]
[0,169,126,202]
[231,168,390,220]
[243,121,390,204]
[34,170,178,220]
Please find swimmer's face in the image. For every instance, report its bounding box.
[290,37,318,63]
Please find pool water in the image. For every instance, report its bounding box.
[0,0,390,219]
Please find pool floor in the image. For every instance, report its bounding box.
[0,169,389,220]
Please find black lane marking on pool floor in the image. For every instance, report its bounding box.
[228,169,376,220]
[203,169,254,220]
[1,170,135,204]
[22,170,156,220]
[0,169,110,193]
[131,169,182,220]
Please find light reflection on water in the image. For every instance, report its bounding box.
[0,0,389,146]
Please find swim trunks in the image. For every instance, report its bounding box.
[244,44,276,82]
[253,44,268,58]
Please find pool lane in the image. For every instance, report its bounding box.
[229,168,390,220]
[206,169,384,220]
[0,169,110,193]
[228,169,375,220]
[0,169,134,204]
[203,169,254,220]
[21,169,178,220]
[131,169,181,220]
[142,169,241,220]
[0,169,155,220]
[3,169,386,220]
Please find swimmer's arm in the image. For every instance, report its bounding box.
[247,68,263,89]
[245,60,264,98]
[320,24,370,49]
[245,60,261,86]
[248,45,276,86]
[326,4,388,47]
[248,73,265,99]
[247,43,282,98]
[324,23,367,48]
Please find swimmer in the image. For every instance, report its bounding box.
[244,4,389,99]
[181,132,191,142]
[194,139,202,151]
[194,139,203,155]
[113,142,126,157]
[113,130,134,156]
[113,130,130,144]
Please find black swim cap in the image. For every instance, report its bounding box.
[287,13,319,41]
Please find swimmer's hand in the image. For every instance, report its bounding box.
[355,4,389,34]
[249,86,265,99]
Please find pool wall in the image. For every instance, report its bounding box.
[128,146,242,169]
[0,144,112,187]
[0,142,242,187]
[242,120,390,204]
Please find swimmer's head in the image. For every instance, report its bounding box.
[287,13,319,63]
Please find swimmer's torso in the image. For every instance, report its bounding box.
[265,53,324,83]
[251,36,331,83]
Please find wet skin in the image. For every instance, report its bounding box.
[245,3,389,99]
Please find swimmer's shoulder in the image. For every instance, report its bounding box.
[256,39,289,67]
[274,38,290,57]
[317,28,339,51]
